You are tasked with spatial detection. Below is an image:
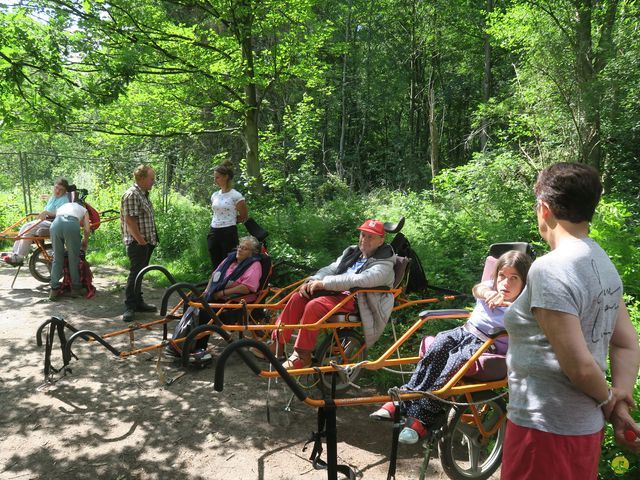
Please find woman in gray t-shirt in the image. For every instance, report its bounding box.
[501,163,639,480]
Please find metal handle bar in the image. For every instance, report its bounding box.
[99,209,119,216]
[64,330,122,358]
[383,216,405,234]
[160,281,203,316]
[36,316,80,346]
[214,338,308,402]
[134,265,178,299]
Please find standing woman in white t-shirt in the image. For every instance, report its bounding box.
[207,160,248,268]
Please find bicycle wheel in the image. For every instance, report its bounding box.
[438,392,506,480]
[29,244,53,283]
[315,329,367,393]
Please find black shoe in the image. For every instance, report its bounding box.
[122,309,135,322]
[135,302,157,313]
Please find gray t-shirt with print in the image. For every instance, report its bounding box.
[504,237,622,435]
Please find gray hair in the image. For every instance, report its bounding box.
[239,235,261,255]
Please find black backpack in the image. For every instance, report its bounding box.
[390,232,428,293]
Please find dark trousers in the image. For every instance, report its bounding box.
[207,225,238,268]
[125,241,155,308]
[404,326,484,427]
[193,309,241,350]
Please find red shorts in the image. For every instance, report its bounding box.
[500,419,603,480]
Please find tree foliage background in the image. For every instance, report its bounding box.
[1,1,639,477]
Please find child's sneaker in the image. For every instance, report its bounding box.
[370,402,396,421]
[398,417,428,445]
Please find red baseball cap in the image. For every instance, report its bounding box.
[357,219,385,236]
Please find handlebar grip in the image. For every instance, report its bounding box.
[214,339,308,402]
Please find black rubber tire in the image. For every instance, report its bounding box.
[29,244,53,283]
[438,392,507,480]
[314,328,367,393]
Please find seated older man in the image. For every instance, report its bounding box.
[258,219,396,369]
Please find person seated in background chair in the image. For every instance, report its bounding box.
[2,178,70,266]
[252,219,396,369]
[167,235,263,361]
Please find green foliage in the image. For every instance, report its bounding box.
[591,200,640,296]
[357,153,541,292]
[598,295,640,479]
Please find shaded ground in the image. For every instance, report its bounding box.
[0,265,498,480]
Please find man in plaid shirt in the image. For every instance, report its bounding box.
[121,164,158,322]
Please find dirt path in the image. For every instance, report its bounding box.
[0,265,498,480]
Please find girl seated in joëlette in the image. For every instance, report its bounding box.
[370,250,532,444]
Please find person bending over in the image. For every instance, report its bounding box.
[253,219,396,369]
[48,197,91,301]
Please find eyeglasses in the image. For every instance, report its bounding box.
[237,245,253,251]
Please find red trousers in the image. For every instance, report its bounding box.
[501,420,603,480]
[272,292,357,351]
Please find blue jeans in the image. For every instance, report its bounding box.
[50,216,82,289]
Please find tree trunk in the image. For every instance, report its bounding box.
[428,69,439,180]
[337,0,352,181]
[238,0,262,193]
[480,0,493,151]
[575,0,600,170]
[243,82,262,192]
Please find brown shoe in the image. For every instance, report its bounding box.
[282,350,312,369]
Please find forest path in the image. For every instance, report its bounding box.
[0,265,498,480]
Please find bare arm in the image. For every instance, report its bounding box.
[124,215,147,245]
[81,213,91,250]
[534,308,611,404]
[473,282,511,307]
[38,210,56,220]
[212,282,251,300]
[236,200,248,223]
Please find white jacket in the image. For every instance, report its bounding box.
[310,244,396,346]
